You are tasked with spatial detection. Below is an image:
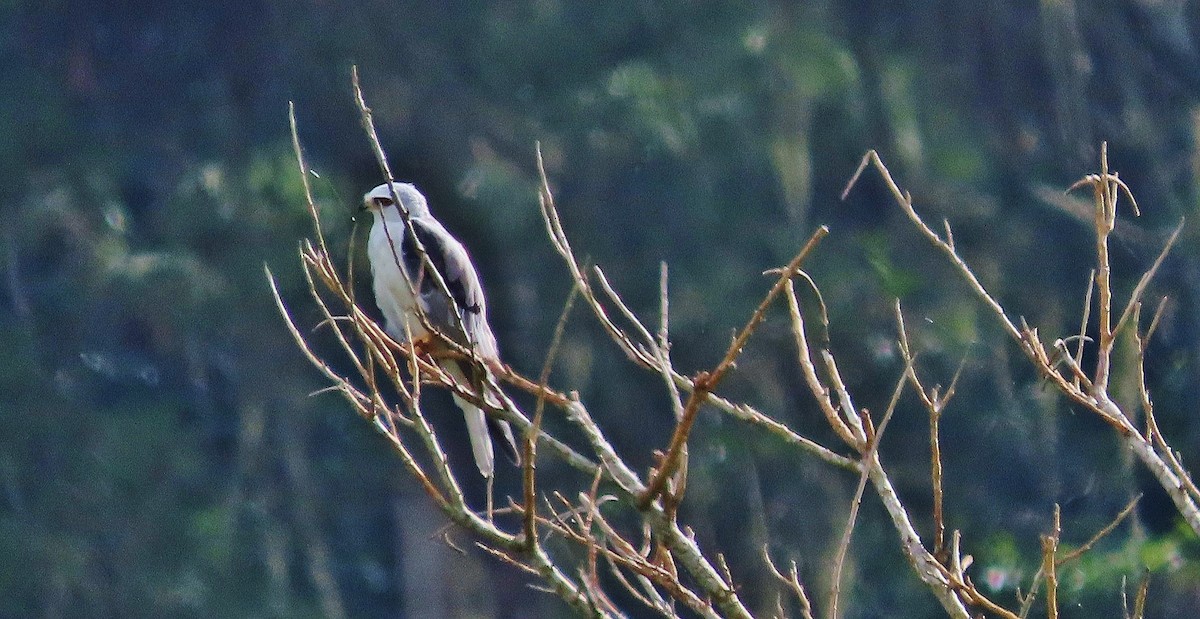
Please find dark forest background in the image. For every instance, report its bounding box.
[3,1,1200,617]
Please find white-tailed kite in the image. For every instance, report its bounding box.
[363,182,519,477]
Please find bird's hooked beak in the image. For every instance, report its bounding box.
[360,195,395,213]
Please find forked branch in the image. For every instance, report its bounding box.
[844,147,1200,536]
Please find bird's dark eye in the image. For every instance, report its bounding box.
[374,197,394,208]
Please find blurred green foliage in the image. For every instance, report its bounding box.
[2,0,1200,616]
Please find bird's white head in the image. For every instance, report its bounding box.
[362,182,431,220]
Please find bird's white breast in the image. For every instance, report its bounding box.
[367,218,428,342]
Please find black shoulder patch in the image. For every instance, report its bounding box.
[405,221,479,314]
[403,221,447,297]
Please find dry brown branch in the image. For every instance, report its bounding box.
[1121,571,1150,619]
[530,491,717,618]
[1059,494,1140,565]
[830,369,906,619]
[535,145,657,370]
[537,147,854,477]
[894,300,963,563]
[656,263,685,420]
[785,273,970,617]
[653,263,691,516]
[639,226,829,510]
[928,405,945,561]
[784,281,861,450]
[524,284,580,546]
[1082,144,1119,395]
[843,151,1021,342]
[846,147,1200,536]
[1133,301,1200,508]
[1073,270,1095,390]
[273,72,1184,616]
[921,532,976,616]
[289,103,328,254]
[860,435,968,616]
[1017,493,1142,618]
[689,383,855,472]
[602,553,674,617]
[532,144,755,619]
[763,546,815,619]
[1111,220,1183,339]
[1040,506,1061,619]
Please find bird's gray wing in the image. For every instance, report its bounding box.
[404,218,518,470]
[403,217,499,359]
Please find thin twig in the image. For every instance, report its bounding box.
[1041,505,1061,619]
[1059,494,1140,564]
[289,103,327,253]
[1131,571,1150,619]
[851,148,1200,536]
[1112,218,1184,339]
[524,284,580,545]
[639,226,830,509]
[843,150,1021,342]
[1018,494,1142,618]
[763,546,815,619]
[653,262,690,516]
[785,281,860,449]
[1073,270,1095,390]
[829,368,906,619]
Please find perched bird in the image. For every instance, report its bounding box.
[363,182,519,477]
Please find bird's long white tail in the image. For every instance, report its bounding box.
[445,362,512,477]
[453,394,495,477]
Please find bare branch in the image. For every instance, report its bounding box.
[1040,505,1061,619]
[853,147,1200,536]
[1113,218,1184,338]
[288,102,327,254]
[524,283,580,545]
[785,281,860,449]
[640,227,830,509]
[843,150,1022,342]
[278,87,1200,618]
[1073,270,1095,390]
[1058,494,1139,565]
[1130,571,1150,619]
[830,370,906,619]
[763,546,815,619]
